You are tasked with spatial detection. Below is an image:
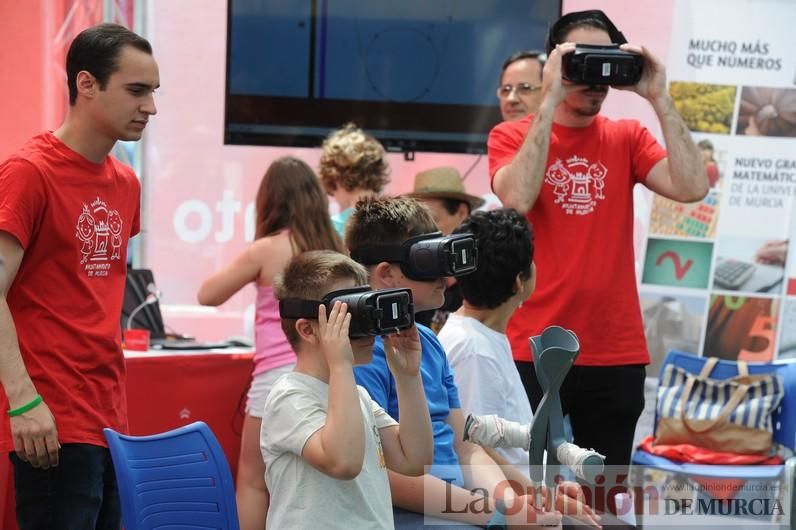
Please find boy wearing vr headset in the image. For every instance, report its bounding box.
[261,250,433,529]
[348,197,571,528]
[488,9,709,513]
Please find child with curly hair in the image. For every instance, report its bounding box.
[319,123,390,237]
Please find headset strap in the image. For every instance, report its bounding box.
[547,9,627,53]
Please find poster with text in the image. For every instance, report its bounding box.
[641,0,796,361]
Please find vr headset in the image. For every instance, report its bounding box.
[562,44,643,86]
[279,285,414,338]
[350,232,478,281]
[548,9,643,86]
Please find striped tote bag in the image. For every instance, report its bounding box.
[655,357,784,455]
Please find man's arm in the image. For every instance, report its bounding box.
[492,43,578,214]
[619,44,709,203]
[0,231,59,469]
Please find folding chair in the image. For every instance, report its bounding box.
[104,421,240,530]
[630,350,796,528]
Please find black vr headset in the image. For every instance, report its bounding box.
[548,10,643,86]
[279,285,414,338]
[350,232,478,281]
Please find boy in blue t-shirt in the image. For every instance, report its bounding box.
[346,197,567,528]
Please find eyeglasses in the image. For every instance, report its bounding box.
[497,82,541,98]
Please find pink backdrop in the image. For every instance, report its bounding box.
[0,0,135,162]
[142,0,675,341]
[0,0,675,341]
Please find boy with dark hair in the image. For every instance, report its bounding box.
[441,210,620,530]
[261,250,432,529]
[0,23,158,528]
[347,197,569,528]
[438,208,536,469]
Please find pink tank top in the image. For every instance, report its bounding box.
[253,285,296,375]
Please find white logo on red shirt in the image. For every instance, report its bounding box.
[544,156,607,215]
[75,197,124,277]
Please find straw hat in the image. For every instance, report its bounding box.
[407,167,485,210]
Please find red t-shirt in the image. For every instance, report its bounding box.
[0,132,141,450]
[488,115,666,366]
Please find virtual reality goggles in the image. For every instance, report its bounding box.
[547,9,643,86]
[562,44,643,86]
[279,285,414,338]
[350,232,478,281]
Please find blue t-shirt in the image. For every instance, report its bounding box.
[354,324,464,486]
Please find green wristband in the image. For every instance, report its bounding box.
[8,394,43,417]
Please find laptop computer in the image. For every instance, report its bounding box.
[122,268,240,350]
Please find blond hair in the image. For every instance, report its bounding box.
[275,250,369,348]
[318,123,390,194]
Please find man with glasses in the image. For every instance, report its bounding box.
[497,50,545,122]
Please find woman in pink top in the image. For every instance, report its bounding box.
[198,156,342,530]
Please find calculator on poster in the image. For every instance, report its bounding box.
[714,258,757,290]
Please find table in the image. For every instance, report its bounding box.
[1,348,254,528]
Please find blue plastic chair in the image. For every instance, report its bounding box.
[631,351,796,527]
[104,421,240,530]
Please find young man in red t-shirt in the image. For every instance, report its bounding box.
[488,9,709,511]
[0,24,158,528]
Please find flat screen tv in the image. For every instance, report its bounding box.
[225,0,561,154]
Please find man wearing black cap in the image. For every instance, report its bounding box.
[488,9,708,512]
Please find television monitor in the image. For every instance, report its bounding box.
[225,0,561,154]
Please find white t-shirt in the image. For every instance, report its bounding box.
[261,371,397,529]
[439,313,534,468]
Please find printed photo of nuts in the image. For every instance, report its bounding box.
[736,86,796,137]
[669,82,737,134]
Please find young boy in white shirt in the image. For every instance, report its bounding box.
[260,250,433,529]
[438,208,536,469]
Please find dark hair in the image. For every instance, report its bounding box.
[255,156,343,253]
[499,50,546,83]
[345,197,438,256]
[275,250,368,348]
[545,11,616,55]
[66,23,153,105]
[454,209,534,309]
[438,197,470,216]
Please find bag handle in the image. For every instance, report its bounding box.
[677,362,750,434]
[697,357,749,379]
